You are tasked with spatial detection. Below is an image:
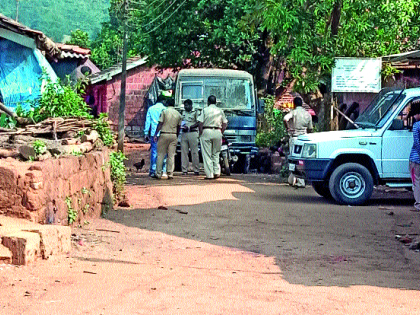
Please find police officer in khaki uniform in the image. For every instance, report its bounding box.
[284,96,313,188]
[153,99,182,179]
[198,95,228,179]
[181,99,200,175]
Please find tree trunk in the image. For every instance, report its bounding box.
[331,1,342,36]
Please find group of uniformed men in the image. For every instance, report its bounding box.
[144,95,227,180]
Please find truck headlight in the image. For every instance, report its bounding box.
[302,143,317,158]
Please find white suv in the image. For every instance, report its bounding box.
[288,88,420,205]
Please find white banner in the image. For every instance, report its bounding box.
[332,58,381,93]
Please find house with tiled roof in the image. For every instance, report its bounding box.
[51,43,100,83]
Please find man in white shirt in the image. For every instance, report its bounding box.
[284,96,313,188]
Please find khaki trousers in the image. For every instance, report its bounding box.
[288,135,305,188]
[181,131,199,173]
[409,162,420,210]
[156,133,177,177]
[200,129,222,178]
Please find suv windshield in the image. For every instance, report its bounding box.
[355,89,405,128]
[179,77,254,110]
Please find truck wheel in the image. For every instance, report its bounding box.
[329,163,373,205]
[312,181,332,199]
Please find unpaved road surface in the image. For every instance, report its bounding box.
[1,171,420,314]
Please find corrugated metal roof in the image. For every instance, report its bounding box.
[0,13,61,59]
[89,56,148,84]
[382,50,420,63]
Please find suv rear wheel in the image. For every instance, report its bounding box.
[329,163,373,205]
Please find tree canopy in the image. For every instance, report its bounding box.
[86,0,419,96]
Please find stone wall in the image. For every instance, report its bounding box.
[0,149,113,225]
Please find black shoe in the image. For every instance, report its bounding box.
[194,172,200,176]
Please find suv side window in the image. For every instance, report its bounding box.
[398,98,420,130]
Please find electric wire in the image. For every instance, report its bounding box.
[143,0,187,34]
[140,0,180,29]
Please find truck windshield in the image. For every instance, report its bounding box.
[355,90,405,128]
[180,77,254,110]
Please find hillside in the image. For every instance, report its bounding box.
[0,0,110,43]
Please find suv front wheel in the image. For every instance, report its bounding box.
[329,163,373,205]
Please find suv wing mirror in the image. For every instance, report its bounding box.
[389,118,404,130]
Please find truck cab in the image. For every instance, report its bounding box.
[288,87,420,205]
[174,69,262,173]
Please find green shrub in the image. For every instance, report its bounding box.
[0,113,16,129]
[256,96,287,148]
[18,73,92,123]
[94,113,114,147]
[109,151,127,200]
[33,140,47,156]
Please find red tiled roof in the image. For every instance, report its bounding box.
[56,43,91,58]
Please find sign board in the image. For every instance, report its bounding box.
[332,58,381,93]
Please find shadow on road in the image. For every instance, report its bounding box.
[105,174,420,290]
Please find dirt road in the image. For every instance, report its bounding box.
[1,172,420,314]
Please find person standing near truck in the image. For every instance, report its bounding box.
[198,95,228,180]
[284,96,313,188]
[153,98,182,179]
[144,95,167,178]
[181,99,200,175]
[409,102,420,211]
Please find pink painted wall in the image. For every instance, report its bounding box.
[102,66,177,135]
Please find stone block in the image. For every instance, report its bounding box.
[2,231,41,265]
[23,225,71,259]
[0,244,12,264]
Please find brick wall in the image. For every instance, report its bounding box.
[0,150,113,225]
[104,66,176,136]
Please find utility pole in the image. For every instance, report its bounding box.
[15,0,19,22]
[117,0,129,152]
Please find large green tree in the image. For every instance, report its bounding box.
[92,0,265,72]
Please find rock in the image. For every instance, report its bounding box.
[118,199,130,208]
[38,151,52,161]
[23,225,71,259]
[0,149,19,159]
[1,231,41,265]
[0,244,12,264]
[81,130,100,143]
[61,138,80,145]
[18,145,36,161]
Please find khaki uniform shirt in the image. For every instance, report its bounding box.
[182,110,198,129]
[159,107,182,133]
[284,106,313,137]
[198,104,228,128]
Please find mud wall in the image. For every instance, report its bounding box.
[0,150,113,225]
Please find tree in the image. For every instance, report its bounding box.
[66,30,91,48]
[247,0,420,128]
[92,0,265,73]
